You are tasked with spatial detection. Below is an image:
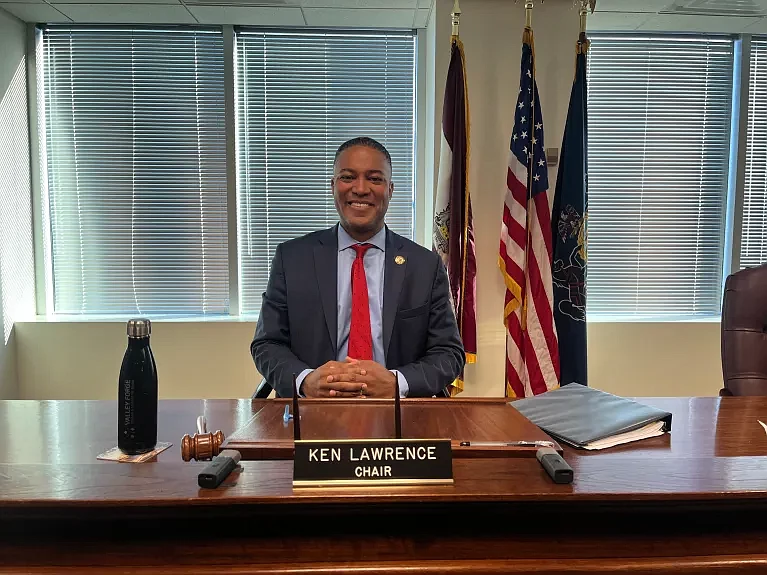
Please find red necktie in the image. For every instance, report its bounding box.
[348,243,374,360]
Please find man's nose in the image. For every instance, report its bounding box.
[351,176,369,194]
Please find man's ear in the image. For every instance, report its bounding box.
[389,182,394,199]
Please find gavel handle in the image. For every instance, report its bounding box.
[197,415,207,435]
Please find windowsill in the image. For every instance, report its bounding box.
[19,314,722,324]
[586,315,721,323]
[22,314,259,323]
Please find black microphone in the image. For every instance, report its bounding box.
[536,447,573,484]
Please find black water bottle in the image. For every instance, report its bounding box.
[118,318,158,454]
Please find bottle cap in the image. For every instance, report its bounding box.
[127,318,151,338]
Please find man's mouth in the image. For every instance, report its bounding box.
[347,201,374,209]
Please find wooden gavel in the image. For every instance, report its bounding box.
[181,415,225,462]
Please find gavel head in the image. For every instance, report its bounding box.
[181,430,225,461]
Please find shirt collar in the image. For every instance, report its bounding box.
[337,224,386,253]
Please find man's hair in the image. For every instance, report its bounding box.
[334,137,392,170]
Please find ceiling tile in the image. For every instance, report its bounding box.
[303,7,413,26]
[52,2,197,22]
[52,0,181,4]
[592,0,675,12]
[587,11,652,30]
[300,0,415,8]
[661,0,766,17]
[1,2,71,21]
[637,13,760,32]
[187,4,304,24]
[413,6,428,27]
[184,0,297,3]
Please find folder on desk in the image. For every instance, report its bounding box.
[509,384,672,450]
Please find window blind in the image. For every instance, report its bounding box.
[742,38,767,269]
[42,27,228,316]
[586,35,734,319]
[236,30,416,315]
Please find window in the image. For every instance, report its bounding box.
[236,30,416,315]
[586,35,734,319]
[41,27,228,316]
[742,38,767,269]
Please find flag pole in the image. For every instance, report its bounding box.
[577,1,592,57]
[451,0,460,38]
[520,0,535,332]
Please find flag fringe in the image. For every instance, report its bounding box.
[448,377,464,396]
[446,352,476,397]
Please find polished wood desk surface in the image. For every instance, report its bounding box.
[223,398,564,459]
[2,396,767,574]
[0,396,765,504]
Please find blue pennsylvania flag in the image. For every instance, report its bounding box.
[551,34,589,387]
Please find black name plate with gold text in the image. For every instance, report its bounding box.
[293,438,453,487]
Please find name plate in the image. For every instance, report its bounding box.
[293,438,453,487]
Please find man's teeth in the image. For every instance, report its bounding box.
[350,202,370,207]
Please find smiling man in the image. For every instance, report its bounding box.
[251,137,465,399]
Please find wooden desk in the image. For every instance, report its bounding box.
[1,397,766,574]
[223,398,563,459]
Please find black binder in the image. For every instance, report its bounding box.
[510,384,672,450]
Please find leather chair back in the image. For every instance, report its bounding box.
[721,263,767,396]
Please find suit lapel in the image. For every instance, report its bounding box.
[314,226,338,357]
[383,229,406,359]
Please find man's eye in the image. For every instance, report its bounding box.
[339,175,354,182]
[369,177,383,184]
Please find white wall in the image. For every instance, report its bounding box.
[12,1,726,401]
[14,320,723,400]
[16,321,259,400]
[0,8,35,399]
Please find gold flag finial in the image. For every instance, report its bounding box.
[515,0,541,28]
[576,0,593,48]
[579,0,588,34]
[451,0,461,37]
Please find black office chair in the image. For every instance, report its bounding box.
[252,378,451,398]
[252,378,273,399]
[720,262,767,396]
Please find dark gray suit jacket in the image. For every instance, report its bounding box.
[251,225,465,398]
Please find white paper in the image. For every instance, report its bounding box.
[758,420,767,436]
[582,421,666,451]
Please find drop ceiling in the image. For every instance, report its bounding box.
[590,0,767,33]
[0,0,433,29]
[3,0,767,33]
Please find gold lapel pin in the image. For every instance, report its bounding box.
[394,255,406,265]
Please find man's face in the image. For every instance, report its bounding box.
[332,145,393,240]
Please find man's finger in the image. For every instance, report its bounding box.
[329,390,365,398]
[321,380,365,393]
[326,366,363,380]
[328,372,358,383]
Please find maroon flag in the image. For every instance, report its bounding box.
[433,37,477,396]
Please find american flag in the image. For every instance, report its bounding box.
[498,29,560,398]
